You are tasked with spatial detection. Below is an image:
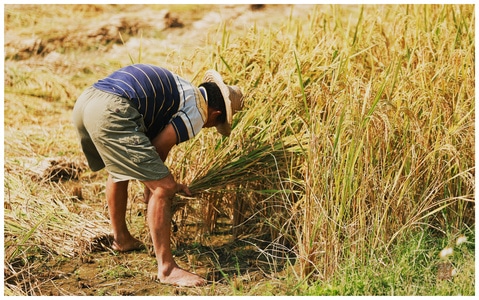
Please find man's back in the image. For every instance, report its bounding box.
[93,64,207,142]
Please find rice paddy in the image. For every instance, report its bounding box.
[3,4,475,296]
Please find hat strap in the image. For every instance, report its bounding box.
[199,86,208,104]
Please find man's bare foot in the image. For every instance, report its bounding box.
[112,237,144,252]
[158,265,207,287]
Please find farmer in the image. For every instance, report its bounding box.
[72,64,243,287]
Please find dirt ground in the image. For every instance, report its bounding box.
[5,4,314,296]
[35,214,279,296]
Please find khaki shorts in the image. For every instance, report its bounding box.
[72,86,170,182]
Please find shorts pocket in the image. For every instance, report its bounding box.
[119,135,157,164]
[106,96,130,115]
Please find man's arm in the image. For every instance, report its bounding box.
[151,123,178,161]
[143,123,190,204]
[143,123,177,204]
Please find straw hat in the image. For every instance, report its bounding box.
[203,70,244,136]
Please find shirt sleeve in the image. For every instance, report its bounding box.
[170,86,207,144]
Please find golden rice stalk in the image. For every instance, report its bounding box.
[188,133,305,193]
[4,170,111,260]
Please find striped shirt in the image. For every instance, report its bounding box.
[93,64,207,143]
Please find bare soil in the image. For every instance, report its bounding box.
[33,215,276,296]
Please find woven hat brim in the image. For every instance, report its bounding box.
[204,70,233,135]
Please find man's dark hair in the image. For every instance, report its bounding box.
[199,82,227,124]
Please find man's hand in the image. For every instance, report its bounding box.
[143,181,191,204]
[176,183,192,196]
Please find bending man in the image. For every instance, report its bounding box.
[72,64,243,287]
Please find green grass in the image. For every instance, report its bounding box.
[302,227,475,296]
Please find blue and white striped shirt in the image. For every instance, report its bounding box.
[93,64,207,143]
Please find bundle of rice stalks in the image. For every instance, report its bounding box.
[188,133,305,193]
[4,172,112,294]
[23,156,87,182]
[4,168,112,262]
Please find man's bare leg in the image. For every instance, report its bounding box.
[106,175,144,252]
[145,174,206,287]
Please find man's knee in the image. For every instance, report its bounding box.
[145,174,177,200]
[155,184,176,200]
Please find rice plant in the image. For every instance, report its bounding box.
[174,4,475,284]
